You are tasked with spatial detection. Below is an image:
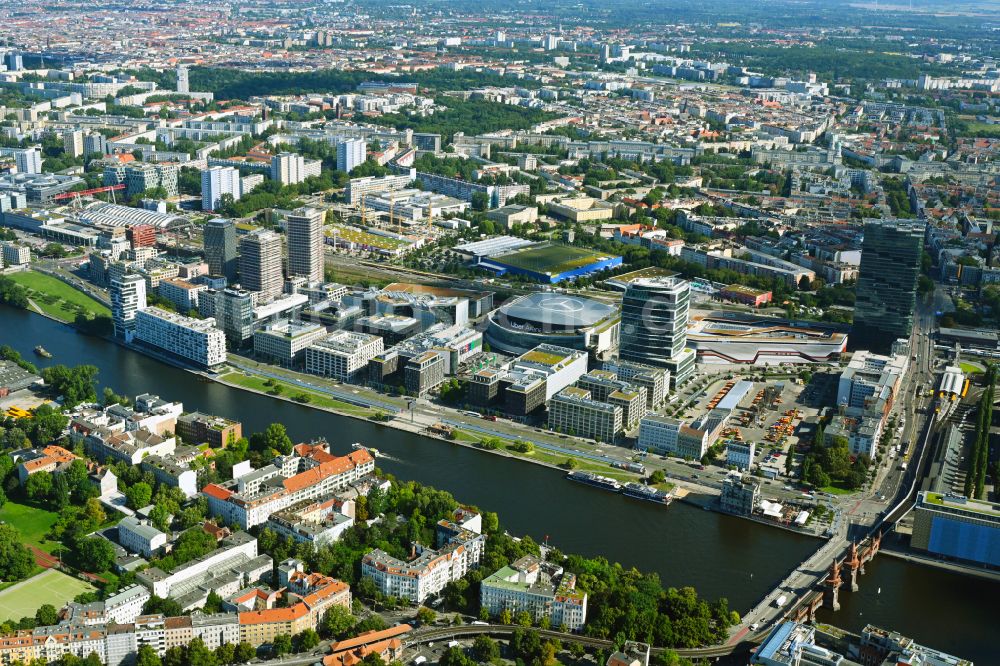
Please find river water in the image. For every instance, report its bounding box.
[3,307,995,662]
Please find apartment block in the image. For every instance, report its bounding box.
[480,555,587,631]
[134,307,227,369]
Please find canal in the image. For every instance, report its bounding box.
[3,307,995,662]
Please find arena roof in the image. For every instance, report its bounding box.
[497,293,617,329]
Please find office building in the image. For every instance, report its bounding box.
[14,148,42,175]
[253,319,328,367]
[852,219,924,350]
[720,473,760,515]
[286,207,324,283]
[176,65,189,94]
[336,138,367,174]
[207,288,255,346]
[344,172,415,204]
[602,360,669,409]
[752,622,836,666]
[618,277,695,388]
[239,229,283,302]
[859,623,973,666]
[404,351,446,396]
[305,331,384,381]
[837,350,907,413]
[911,491,1000,568]
[204,218,238,283]
[548,387,623,443]
[480,555,587,631]
[202,167,242,212]
[158,278,206,313]
[638,414,708,459]
[1,242,30,267]
[111,273,147,341]
[63,130,84,159]
[726,441,756,471]
[134,307,227,369]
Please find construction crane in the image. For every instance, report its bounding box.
[53,183,125,205]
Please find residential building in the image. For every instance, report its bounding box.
[201,444,375,529]
[239,229,283,302]
[853,219,925,350]
[122,163,179,198]
[135,307,227,369]
[305,331,384,381]
[618,277,695,388]
[176,65,189,93]
[158,278,206,313]
[14,445,78,483]
[206,288,255,346]
[202,167,242,212]
[117,515,168,558]
[336,139,367,174]
[204,218,238,283]
[271,152,320,186]
[266,498,355,547]
[286,207,324,283]
[175,411,242,448]
[14,148,42,175]
[63,131,84,159]
[480,555,587,631]
[141,454,199,498]
[548,387,623,443]
[111,273,147,341]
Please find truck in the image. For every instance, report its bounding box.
[774,595,788,608]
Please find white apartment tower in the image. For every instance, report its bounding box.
[336,139,366,174]
[201,167,242,211]
[63,130,84,158]
[239,229,283,302]
[176,65,190,94]
[271,152,305,186]
[286,207,324,283]
[14,148,42,175]
[111,273,148,342]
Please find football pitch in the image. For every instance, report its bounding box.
[0,569,95,622]
[497,243,608,274]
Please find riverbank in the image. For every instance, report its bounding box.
[879,544,1000,583]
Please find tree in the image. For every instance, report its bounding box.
[25,470,54,501]
[214,643,234,665]
[136,644,162,666]
[499,608,513,625]
[472,635,500,662]
[272,633,292,657]
[39,365,99,408]
[320,604,356,639]
[233,643,256,663]
[125,481,153,510]
[250,423,293,455]
[416,606,437,625]
[23,404,69,447]
[35,604,58,626]
[294,628,320,652]
[203,590,224,614]
[515,610,533,627]
[0,524,35,582]
[649,470,666,485]
[186,637,218,666]
[471,192,490,211]
[76,536,115,572]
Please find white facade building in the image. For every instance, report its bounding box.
[305,331,384,381]
[14,148,43,175]
[111,273,147,341]
[201,167,242,211]
[134,307,227,368]
[336,138,366,174]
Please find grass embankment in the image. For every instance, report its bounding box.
[448,427,660,485]
[8,271,109,323]
[219,372,383,419]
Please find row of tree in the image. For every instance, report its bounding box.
[965,365,997,499]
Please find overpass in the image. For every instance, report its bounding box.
[402,624,746,660]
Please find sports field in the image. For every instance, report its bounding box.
[496,243,610,274]
[8,270,110,322]
[0,569,95,622]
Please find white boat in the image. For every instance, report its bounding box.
[352,442,383,458]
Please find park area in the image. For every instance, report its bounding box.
[0,499,61,554]
[0,569,95,622]
[7,271,110,323]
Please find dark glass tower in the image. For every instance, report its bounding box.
[204,218,238,283]
[852,219,924,351]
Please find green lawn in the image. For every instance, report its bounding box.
[0,569,95,622]
[959,362,983,375]
[8,271,110,322]
[220,372,376,418]
[820,484,855,496]
[0,500,60,553]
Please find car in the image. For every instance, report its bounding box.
[749,622,760,632]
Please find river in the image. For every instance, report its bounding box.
[3,307,995,662]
